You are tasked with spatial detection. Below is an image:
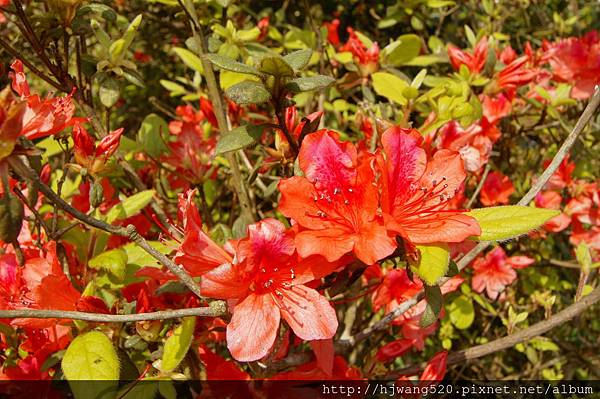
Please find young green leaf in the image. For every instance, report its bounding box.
[282,49,313,71]
[225,81,271,104]
[258,56,295,77]
[106,190,156,224]
[88,249,128,281]
[285,75,335,92]
[371,72,409,105]
[448,296,475,329]
[413,244,450,285]
[467,205,560,241]
[173,48,204,74]
[99,77,120,108]
[383,34,421,66]
[205,54,260,75]
[137,114,170,158]
[62,331,119,399]
[216,124,264,154]
[420,285,443,327]
[161,317,196,372]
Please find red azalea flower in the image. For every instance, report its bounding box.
[535,191,571,233]
[543,156,575,190]
[200,218,339,362]
[548,30,600,99]
[324,19,341,47]
[163,104,217,184]
[133,50,152,63]
[495,55,537,90]
[278,129,396,265]
[396,351,448,396]
[480,171,515,206]
[340,28,379,75]
[72,122,123,175]
[447,37,488,74]
[271,355,362,380]
[378,126,481,244]
[8,60,83,140]
[257,16,270,41]
[471,247,534,300]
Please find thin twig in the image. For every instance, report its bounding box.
[7,155,205,300]
[0,306,227,323]
[390,285,600,377]
[466,164,491,208]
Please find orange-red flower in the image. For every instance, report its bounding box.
[340,28,380,75]
[278,129,396,265]
[447,37,488,74]
[548,30,600,99]
[471,247,534,300]
[72,122,123,175]
[378,126,481,244]
[200,218,339,362]
[480,171,515,206]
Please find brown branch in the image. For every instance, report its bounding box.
[466,164,491,208]
[0,305,227,323]
[7,155,206,300]
[389,285,600,377]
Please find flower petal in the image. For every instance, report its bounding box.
[298,130,357,191]
[201,263,250,300]
[279,285,338,341]
[227,293,280,362]
[295,228,355,263]
[380,126,426,213]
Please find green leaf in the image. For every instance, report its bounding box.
[122,241,172,268]
[384,34,422,66]
[576,242,592,273]
[414,244,450,285]
[420,285,442,327]
[258,56,295,77]
[371,72,408,105]
[216,124,264,154]
[220,71,259,90]
[404,54,447,66]
[286,75,335,92]
[161,317,196,372]
[448,296,474,329]
[160,79,187,96]
[173,47,204,74]
[106,190,155,224]
[225,80,271,104]
[467,205,560,241]
[62,331,119,399]
[89,249,128,281]
[283,49,313,71]
[205,54,260,75]
[121,14,143,52]
[99,77,120,108]
[137,114,170,158]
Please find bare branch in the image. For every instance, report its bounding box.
[390,285,600,377]
[0,305,227,323]
[7,155,205,300]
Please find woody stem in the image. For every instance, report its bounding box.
[178,0,255,223]
[7,155,207,301]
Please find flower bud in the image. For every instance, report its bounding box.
[0,191,24,243]
[89,181,104,209]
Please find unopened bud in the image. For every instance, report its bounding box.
[89,181,104,209]
[0,191,24,243]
